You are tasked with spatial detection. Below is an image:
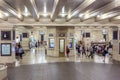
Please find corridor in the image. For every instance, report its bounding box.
[15,47,112,66]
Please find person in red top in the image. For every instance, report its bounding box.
[66,45,70,57]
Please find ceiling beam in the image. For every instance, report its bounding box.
[24,0,39,21]
[51,0,66,21]
[0,0,23,21]
[83,0,120,21]
[95,11,118,22]
[67,0,96,21]
[16,0,24,21]
[110,15,120,21]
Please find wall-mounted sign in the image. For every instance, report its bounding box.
[39,30,45,34]
[86,32,90,38]
[49,38,54,48]
[1,31,11,40]
[1,43,11,56]
[49,33,54,37]
[58,33,66,37]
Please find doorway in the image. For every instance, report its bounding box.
[59,38,65,57]
[40,34,44,42]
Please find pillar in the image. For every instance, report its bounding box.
[112,26,120,63]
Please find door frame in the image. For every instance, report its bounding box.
[59,38,65,57]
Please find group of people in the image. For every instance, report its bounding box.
[29,40,46,49]
[75,42,113,62]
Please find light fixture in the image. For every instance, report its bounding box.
[42,3,48,17]
[23,6,30,17]
[60,6,67,17]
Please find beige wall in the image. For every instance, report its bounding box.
[75,26,112,46]
[15,26,120,62]
[0,26,15,64]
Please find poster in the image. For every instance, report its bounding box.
[1,43,11,56]
[49,38,54,48]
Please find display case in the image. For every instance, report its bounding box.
[68,38,73,49]
[49,38,55,48]
[1,43,11,56]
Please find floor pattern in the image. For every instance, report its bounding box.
[8,62,120,80]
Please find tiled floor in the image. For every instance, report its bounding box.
[7,47,117,80]
[8,62,120,80]
[15,47,112,66]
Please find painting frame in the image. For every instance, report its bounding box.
[1,31,11,40]
[1,43,11,56]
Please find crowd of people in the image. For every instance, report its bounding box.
[75,42,113,62]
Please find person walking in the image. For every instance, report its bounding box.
[81,45,86,58]
[88,45,94,59]
[15,44,19,60]
[18,45,24,59]
[66,45,70,58]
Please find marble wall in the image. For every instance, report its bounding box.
[0,26,15,64]
[15,26,120,61]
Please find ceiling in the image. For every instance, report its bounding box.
[0,0,120,25]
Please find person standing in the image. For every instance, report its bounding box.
[66,45,70,58]
[18,45,24,59]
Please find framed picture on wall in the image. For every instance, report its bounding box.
[1,31,11,40]
[1,43,11,56]
[22,33,28,38]
[49,33,54,37]
[86,33,90,38]
[49,38,55,48]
